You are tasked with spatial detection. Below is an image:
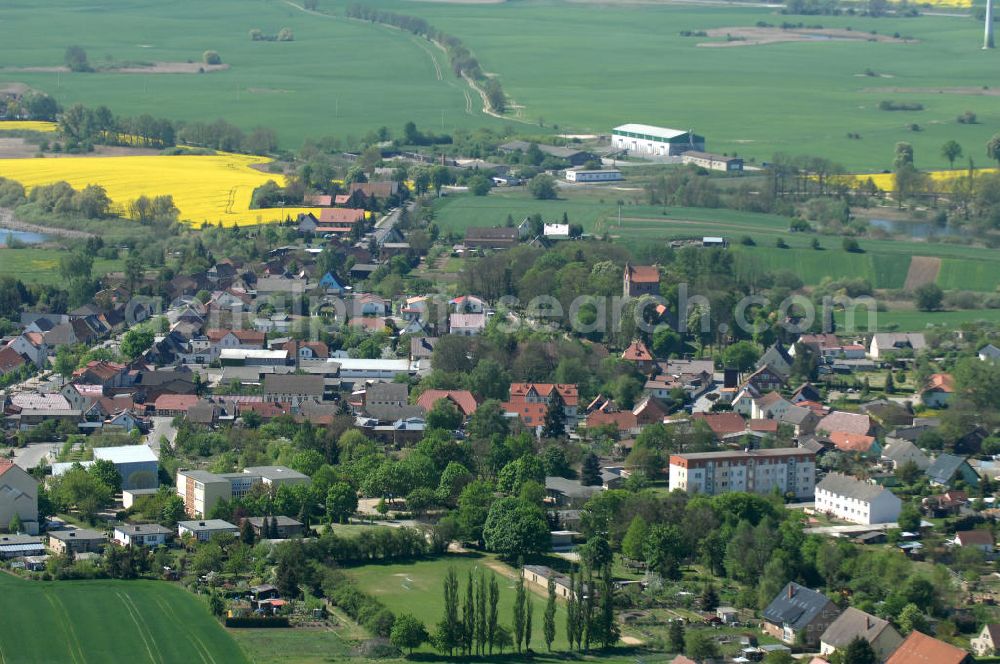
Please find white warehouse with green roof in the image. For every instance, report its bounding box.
[612,123,705,156]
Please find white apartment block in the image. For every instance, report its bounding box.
[668,448,816,500]
[177,466,310,517]
[814,473,902,525]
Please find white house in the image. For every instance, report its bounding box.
[177,519,239,542]
[751,391,794,421]
[449,313,487,336]
[979,344,1000,363]
[814,473,901,525]
[113,523,172,547]
[543,224,571,240]
[868,332,926,360]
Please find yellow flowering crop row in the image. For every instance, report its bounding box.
[838,167,999,191]
[0,121,59,133]
[0,152,322,227]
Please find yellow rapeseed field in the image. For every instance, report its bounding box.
[0,153,322,227]
[0,121,59,133]
[843,167,998,191]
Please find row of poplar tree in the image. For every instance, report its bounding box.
[431,563,619,656]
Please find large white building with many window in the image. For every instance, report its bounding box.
[668,448,816,499]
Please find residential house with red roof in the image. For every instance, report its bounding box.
[954,529,994,554]
[0,346,28,377]
[73,360,130,388]
[885,631,972,664]
[416,389,479,418]
[691,412,747,440]
[621,340,655,373]
[503,383,579,430]
[921,372,955,408]
[828,431,880,456]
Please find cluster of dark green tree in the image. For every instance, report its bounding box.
[580,487,954,635]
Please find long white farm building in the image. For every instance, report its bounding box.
[612,123,705,157]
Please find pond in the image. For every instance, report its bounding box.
[0,230,48,246]
[867,217,968,239]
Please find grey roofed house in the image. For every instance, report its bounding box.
[545,476,603,505]
[881,437,930,470]
[758,342,794,377]
[262,374,325,399]
[410,336,438,360]
[816,473,896,503]
[464,227,519,249]
[778,404,819,429]
[927,453,979,487]
[762,582,839,634]
[364,382,424,422]
[497,141,597,165]
[980,344,1000,361]
[820,607,903,658]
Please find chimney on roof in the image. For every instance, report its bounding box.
[787,584,794,599]
[866,615,872,630]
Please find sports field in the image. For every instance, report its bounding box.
[0,573,247,664]
[4,0,999,169]
[346,554,573,653]
[0,153,320,226]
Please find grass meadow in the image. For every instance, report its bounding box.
[0,247,123,285]
[0,573,247,664]
[346,553,575,654]
[2,0,1000,169]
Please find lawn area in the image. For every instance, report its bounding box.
[0,573,247,664]
[346,553,576,653]
[0,247,123,285]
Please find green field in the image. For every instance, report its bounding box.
[0,0,497,149]
[438,190,1000,292]
[836,304,1000,331]
[7,0,1000,169]
[0,247,123,285]
[0,573,247,664]
[346,554,575,655]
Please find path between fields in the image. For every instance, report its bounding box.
[903,256,941,291]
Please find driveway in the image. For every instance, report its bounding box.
[12,442,61,470]
[146,416,178,456]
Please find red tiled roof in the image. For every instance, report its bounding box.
[73,360,126,381]
[153,394,200,412]
[622,340,653,362]
[349,317,389,332]
[748,418,779,433]
[956,530,993,547]
[691,411,746,437]
[502,401,549,426]
[334,194,350,205]
[829,432,877,453]
[240,401,291,419]
[0,346,27,373]
[627,264,659,283]
[924,373,956,394]
[0,460,18,477]
[206,328,266,345]
[885,631,970,664]
[319,208,365,224]
[416,390,478,417]
[281,340,329,359]
[303,194,332,207]
[817,411,872,437]
[508,383,579,407]
[586,409,638,431]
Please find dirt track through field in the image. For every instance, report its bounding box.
[903,256,941,291]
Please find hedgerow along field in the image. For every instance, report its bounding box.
[0,573,248,664]
[0,153,321,226]
[4,0,1000,171]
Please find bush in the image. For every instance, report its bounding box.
[843,237,863,253]
[957,110,977,124]
[877,100,923,112]
[203,51,222,65]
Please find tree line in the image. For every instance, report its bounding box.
[345,4,507,113]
